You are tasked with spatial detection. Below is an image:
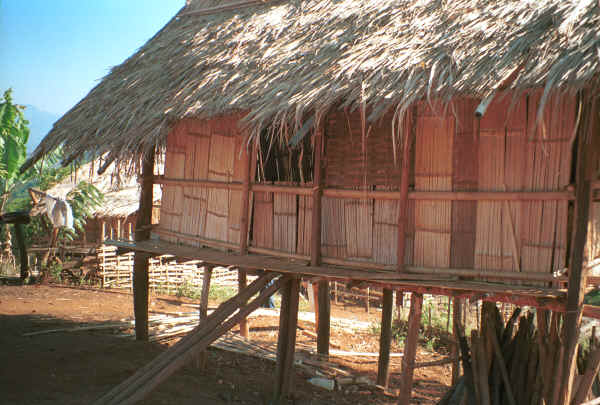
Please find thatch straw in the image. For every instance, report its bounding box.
[24,0,600,173]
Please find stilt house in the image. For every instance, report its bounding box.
[23,0,600,403]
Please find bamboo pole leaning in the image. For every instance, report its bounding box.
[93,272,280,405]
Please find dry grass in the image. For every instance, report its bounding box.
[25,0,600,173]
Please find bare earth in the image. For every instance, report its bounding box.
[0,283,451,404]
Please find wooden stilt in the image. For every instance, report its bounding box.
[274,276,300,400]
[559,92,599,405]
[316,280,330,355]
[311,125,330,356]
[451,297,462,385]
[377,288,394,387]
[133,150,155,341]
[196,265,213,369]
[398,292,423,405]
[238,269,250,338]
[378,107,416,386]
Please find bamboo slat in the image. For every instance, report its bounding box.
[322,197,347,258]
[273,192,297,253]
[373,194,399,265]
[252,191,274,249]
[413,108,453,268]
[296,195,312,256]
[345,199,373,259]
[206,134,235,242]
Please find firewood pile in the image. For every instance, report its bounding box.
[440,302,600,405]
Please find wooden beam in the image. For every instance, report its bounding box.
[239,137,252,255]
[377,288,394,387]
[311,125,330,356]
[274,276,300,400]
[321,188,574,201]
[195,265,213,370]
[559,92,599,405]
[378,106,415,388]
[398,292,423,405]
[94,273,281,405]
[133,150,155,341]
[238,269,250,338]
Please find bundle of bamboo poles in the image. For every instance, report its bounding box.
[440,302,600,405]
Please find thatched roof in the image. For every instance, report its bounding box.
[25,0,600,171]
[47,158,162,218]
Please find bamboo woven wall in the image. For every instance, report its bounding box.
[159,117,245,246]
[321,111,406,265]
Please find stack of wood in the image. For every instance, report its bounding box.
[440,302,600,405]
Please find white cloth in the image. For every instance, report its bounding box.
[43,197,74,229]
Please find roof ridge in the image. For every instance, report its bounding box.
[179,0,283,17]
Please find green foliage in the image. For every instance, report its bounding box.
[62,181,103,240]
[585,289,600,306]
[176,279,201,299]
[0,89,29,208]
[209,285,237,302]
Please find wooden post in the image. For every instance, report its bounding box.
[274,276,300,400]
[559,92,599,404]
[377,288,394,387]
[398,292,423,405]
[116,218,122,240]
[451,297,462,385]
[100,220,106,243]
[133,149,155,341]
[311,125,330,356]
[237,138,253,340]
[378,107,416,386]
[239,136,252,255]
[365,287,370,313]
[128,222,133,241]
[196,265,213,369]
[238,269,250,338]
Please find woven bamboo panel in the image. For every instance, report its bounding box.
[373,194,398,265]
[252,191,274,249]
[227,135,244,245]
[190,125,211,243]
[344,199,373,259]
[522,93,573,275]
[273,192,297,253]
[205,133,235,242]
[321,197,347,258]
[451,98,479,269]
[413,107,453,268]
[325,110,401,188]
[475,96,527,272]
[296,195,312,256]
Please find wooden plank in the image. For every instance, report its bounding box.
[398,292,423,405]
[273,192,297,253]
[112,239,568,301]
[133,149,155,341]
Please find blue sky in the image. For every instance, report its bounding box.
[0,1,183,116]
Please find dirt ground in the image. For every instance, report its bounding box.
[0,282,451,404]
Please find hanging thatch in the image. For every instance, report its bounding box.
[23,0,600,172]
